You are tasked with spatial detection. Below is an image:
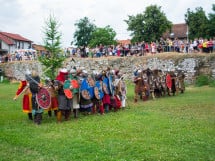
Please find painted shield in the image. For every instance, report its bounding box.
[64,80,73,99]
[87,77,95,98]
[36,87,51,109]
[80,79,93,100]
[102,77,110,95]
[71,79,79,94]
[94,81,104,100]
[108,75,114,95]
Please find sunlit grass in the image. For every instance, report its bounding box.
[0,82,215,161]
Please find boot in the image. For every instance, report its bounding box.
[99,104,104,115]
[48,110,52,117]
[56,111,62,123]
[37,113,42,125]
[54,110,58,116]
[74,109,78,118]
[34,114,37,124]
[104,104,109,113]
[92,105,96,114]
[28,113,33,120]
[65,110,71,121]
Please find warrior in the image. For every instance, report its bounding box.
[178,71,185,93]
[55,68,72,122]
[133,69,145,102]
[13,76,33,120]
[109,69,121,112]
[44,79,58,117]
[101,70,111,113]
[170,71,177,96]
[165,71,172,96]
[92,71,104,115]
[153,69,162,98]
[69,68,80,118]
[27,70,43,125]
[79,70,94,115]
[114,71,126,109]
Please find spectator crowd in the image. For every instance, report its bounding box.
[66,37,215,58]
[1,37,214,63]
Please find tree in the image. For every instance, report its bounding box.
[38,14,65,80]
[89,25,117,47]
[208,4,215,38]
[73,17,96,47]
[185,7,209,40]
[125,5,172,43]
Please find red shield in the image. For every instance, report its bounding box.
[36,87,51,109]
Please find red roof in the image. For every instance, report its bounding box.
[163,23,188,39]
[117,39,131,45]
[0,32,32,42]
[32,44,47,51]
[0,33,14,45]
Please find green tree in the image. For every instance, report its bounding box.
[185,7,209,40]
[38,14,65,80]
[125,5,172,43]
[89,25,117,47]
[73,17,96,47]
[208,4,215,38]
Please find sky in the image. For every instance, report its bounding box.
[0,0,214,47]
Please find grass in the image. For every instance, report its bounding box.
[0,82,215,161]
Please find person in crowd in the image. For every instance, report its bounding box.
[207,38,214,53]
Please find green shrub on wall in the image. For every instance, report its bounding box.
[195,75,215,87]
[209,79,215,87]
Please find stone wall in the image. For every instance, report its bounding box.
[0,53,215,84]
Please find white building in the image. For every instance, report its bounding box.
[0,32,32,55]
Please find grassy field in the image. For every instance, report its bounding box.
[0,82,215,161]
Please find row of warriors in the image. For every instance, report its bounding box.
[133,67,185,102]
[14,67,127,125]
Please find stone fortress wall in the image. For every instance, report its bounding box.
[1,53,215,84]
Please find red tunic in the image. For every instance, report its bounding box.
[166,74,172,89]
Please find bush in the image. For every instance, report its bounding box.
[195,75,215,87]
[209,79,215,87]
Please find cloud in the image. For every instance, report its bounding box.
[0,0,23,26]
[0,0,214,47]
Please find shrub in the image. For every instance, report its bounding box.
[195,75,215,87]
[209,79,215,87]
[195,75,209,87]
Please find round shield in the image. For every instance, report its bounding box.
[80,79,92,100]
[94,81,104,100]
[36,87,51,109]
[102,77,110,94]
[108,75,114,95]
[71,79,79,94]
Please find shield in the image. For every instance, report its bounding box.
[80,79,93,100]
[108,75,114,95]
[36,87,51,109]
[94,81,104,100]
[63,80,73,99]
[102,77,110,94]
